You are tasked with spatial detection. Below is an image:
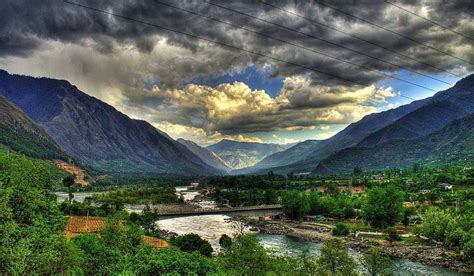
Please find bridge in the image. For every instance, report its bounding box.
[157,204,282,219]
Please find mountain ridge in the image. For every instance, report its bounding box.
[207,139,292,170]
[0,70,219,175]
[0,96,69,161]
[243,74,474,175]
[313,112,474,175]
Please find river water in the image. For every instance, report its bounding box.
[156,187,465,275]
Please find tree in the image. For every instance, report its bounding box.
[402,206,416,226]
[219,234,232,250]
[282,191,309,221]
[333,223,350,236]
[316,239,357,275]
[360,247,392,276]
[384,227,400,244]
[231,220,247,237]
[171,233,213,257]
[132,246,219,275]
[129,205,160,236]
[362,186,403,229]
[221,234,270,275]
[295,247,318,275]
[308,190,321,215]
[0,151,82,274]
[62,175,75,202]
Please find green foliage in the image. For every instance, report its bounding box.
[294,247,319,275]
[59,200,125,217]
[316,239,357,276]
[360,247,392,276]
[402,206,417,226]
[90,186,182,205]
[219,234,232,250]
[384,227,401,243]
[0,150,81,274]
[333,223,350,236]
[415,207,474,258]
[131,245,219,275]
[215,188,280,206]
[362,186,403,229]
[172,233,213,257]
[129,205,160,236]
[0,123,69,161]
[220,234,272,275]
[72,220,221,274]
[282,191,309,221]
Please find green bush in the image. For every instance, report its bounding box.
[333,223,350,236]
[171,233,213,257]
[385,227,401,243]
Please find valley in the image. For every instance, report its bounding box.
[1,0,473,274]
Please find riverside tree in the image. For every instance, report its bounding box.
[316,239,357,276]
[360,247,392,276]
[171,233,213,257]
[362,186,403,229]
[282,191,309,221]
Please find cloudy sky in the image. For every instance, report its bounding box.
[0,0,472,146]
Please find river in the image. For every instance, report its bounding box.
[156,186,465,275]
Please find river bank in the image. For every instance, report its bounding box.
[253,219,473,274]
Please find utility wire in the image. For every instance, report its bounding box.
[202,1,454,85]
[312,0,473,66]
[385,0,474,41]
[202,0,474,100]
[258,0,463,79]
[63,0,423,101]
[64,0,473,112]
[153,0,447,92]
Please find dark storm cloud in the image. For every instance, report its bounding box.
[0,0,472,87]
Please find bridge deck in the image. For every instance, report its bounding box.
[158,204,282,216]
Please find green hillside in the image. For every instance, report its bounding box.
[0,96,69,160]
[313,113,474,175]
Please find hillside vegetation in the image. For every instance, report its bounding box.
[0,96,68,160]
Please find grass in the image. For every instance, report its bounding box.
[342,220,374,232]
[400,236,433,246]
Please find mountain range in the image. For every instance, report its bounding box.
[207,139,292,169]
[0,70,219,175]
[314,113,474,175]
[244,74,474,175]
[177,138,231,173]
[0,69,472,176]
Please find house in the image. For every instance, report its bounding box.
[418,189,431,194]
[438,183,453,190]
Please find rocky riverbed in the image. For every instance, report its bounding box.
[252,220,473,274]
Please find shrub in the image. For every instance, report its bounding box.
[385,227,400,243]
[219,234,232,250]
[171,233,213,257]
[333,223,350,236]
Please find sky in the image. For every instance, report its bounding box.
[0,0,472,146]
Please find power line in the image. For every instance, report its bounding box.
[64,0,473,111]
[202,1,454,86]
[63,0,424,101]
[385,0,473,41]
[203,0,474,100]
[258,0,463,79]
[153,1,448,93]
[312,0,474,66]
